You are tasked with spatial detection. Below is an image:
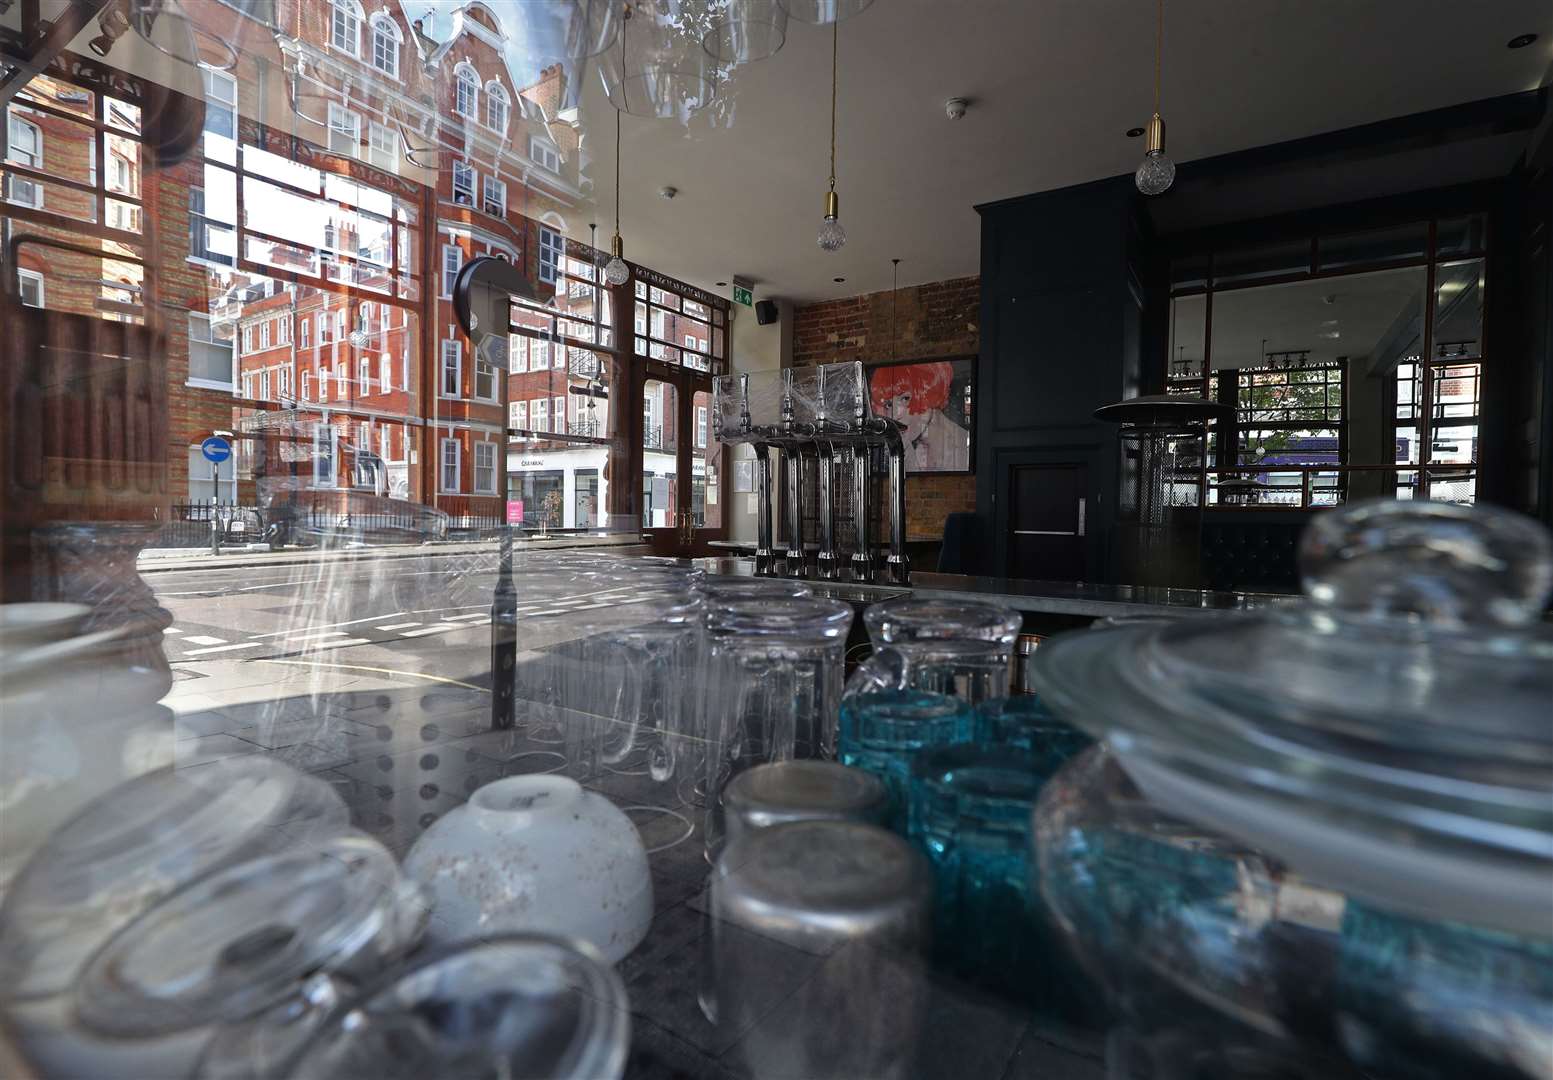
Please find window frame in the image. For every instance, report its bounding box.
[327,102,361,158]
[440,244,462,299]
[538,225,563,285]
[482,175,506,218]
[16,267,44,308]
[369,13,401,79]
[439,437,461,493]
[380,354,392,394]
[440,339,462,398]
[485,82,509,134]
[367,121,397,171]
[186,312,233,388]
[530,136,561,173]
[473,441,497,495]
[6,111,44,208]
[451,160,476,206]
[454,64,479,120]
[330,0,364,56]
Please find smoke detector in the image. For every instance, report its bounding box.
[945,97,968,121]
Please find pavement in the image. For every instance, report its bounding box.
[137,532,647,573]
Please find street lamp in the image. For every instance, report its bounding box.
[452,256,540,731]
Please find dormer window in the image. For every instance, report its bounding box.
[454,64,479,119]
[330,0,363,56]
[370,14,401,79]
[485,82,509,134]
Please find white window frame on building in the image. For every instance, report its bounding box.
[242,325,254,353]
[696,404,709,448]
[336,360,349,397]
[509,334,528,372]
[512,399,528,429]
[187,312,233,388]
[188,187,234,266]
[302,370,312,400]
[6,110,44,209]
[188,445,237,503]
[553,395,566,435]
[454,63,479,120]
[200,65,237,142]
[259,368,271,399]
[474,441,497,495]
[259,321,271,349]
[440,437,461,492]
[17,268,44,308]
[318,311,332,344]
[359,357,372,394]
[533,397,549,432]
[441,339,462,398]
[441,244,462,298]
[452,160,476,206]
[485,82,509,134]
[482,175,506,217]
[330,0,363,56]
[369,12,401,79]
[538,225,563,284]
[368,121,397,172]
[475,352,497,402]
[530,137,561,173]
[277,318,290,345]
[380,354,392,393]
[242,373,254,398]
[278,365,291,400]
[327,103,360,157]
[318,366,330,401]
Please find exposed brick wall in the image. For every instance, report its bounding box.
[792,276,980,540]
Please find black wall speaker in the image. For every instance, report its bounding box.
[755,299,779,325]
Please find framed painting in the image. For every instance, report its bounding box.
[865,356,975,474]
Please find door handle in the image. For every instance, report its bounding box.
[1077,497,1086,537]
[1013,529,1076,536]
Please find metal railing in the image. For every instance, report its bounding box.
[157,503,264,547]
[1186,463,1480,510]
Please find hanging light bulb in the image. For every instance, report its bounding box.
[603,54,631,286]
[1135,0,1175,196]
[817,23,846,251]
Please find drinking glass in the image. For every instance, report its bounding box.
[974,695,1094,775]
[701,597,853,860]
[847,598,1021,705]
[837,689,972,831]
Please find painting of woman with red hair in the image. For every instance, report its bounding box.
[867,358,973,472]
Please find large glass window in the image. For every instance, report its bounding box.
[1169,219,1484,508]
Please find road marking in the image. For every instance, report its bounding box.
[163,627,182,634]
[184,642,262,656]
[376,621,421,631]
[241,582,293,591]
[303,637,372,650]
[398,624,461,637]
[254,658,489,692]
[249,611,406,639]
[183,635,227,646]
[286,630,350,642]
[445,613,489,621]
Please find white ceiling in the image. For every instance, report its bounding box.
[563,0,1553,304]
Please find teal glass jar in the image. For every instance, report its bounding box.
[906,744,1084,1010]
[838,690,971,831]
[973,696,1093,774]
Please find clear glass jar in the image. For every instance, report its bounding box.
[1030,500,1553,1080]
[973,695,1094,776]
[847,598,1021,705]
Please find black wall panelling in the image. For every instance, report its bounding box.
[975,176,1144,583]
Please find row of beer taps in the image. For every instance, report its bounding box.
[713,364,910,586]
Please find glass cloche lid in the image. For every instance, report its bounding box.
[283,935,630,1080]
[76,833,414,1038]
[0,758,348,1001]
[1030,500,1553,937]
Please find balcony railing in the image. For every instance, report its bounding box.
[1163,463,1481,510]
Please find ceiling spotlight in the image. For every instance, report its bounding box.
[1126,127,1145,138]
[659,185,678,199]
[716,281,728,287]
[833,277,846,283]
[1508,33,1538,48]
[945,97,968,121]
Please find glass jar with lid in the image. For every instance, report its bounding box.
[846,598,1021,705]
[1030,500,1553,1080]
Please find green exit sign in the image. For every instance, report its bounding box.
[732,285,753,307]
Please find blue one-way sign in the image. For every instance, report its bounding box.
[201,436,232,463]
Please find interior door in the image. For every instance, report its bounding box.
[1007,463,1088,581]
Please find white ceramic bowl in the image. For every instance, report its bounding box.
[403,775,653,964]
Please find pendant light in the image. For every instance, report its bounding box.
[816,23,846,252]
[1135,0,1175,196]
[603,8,631,286]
